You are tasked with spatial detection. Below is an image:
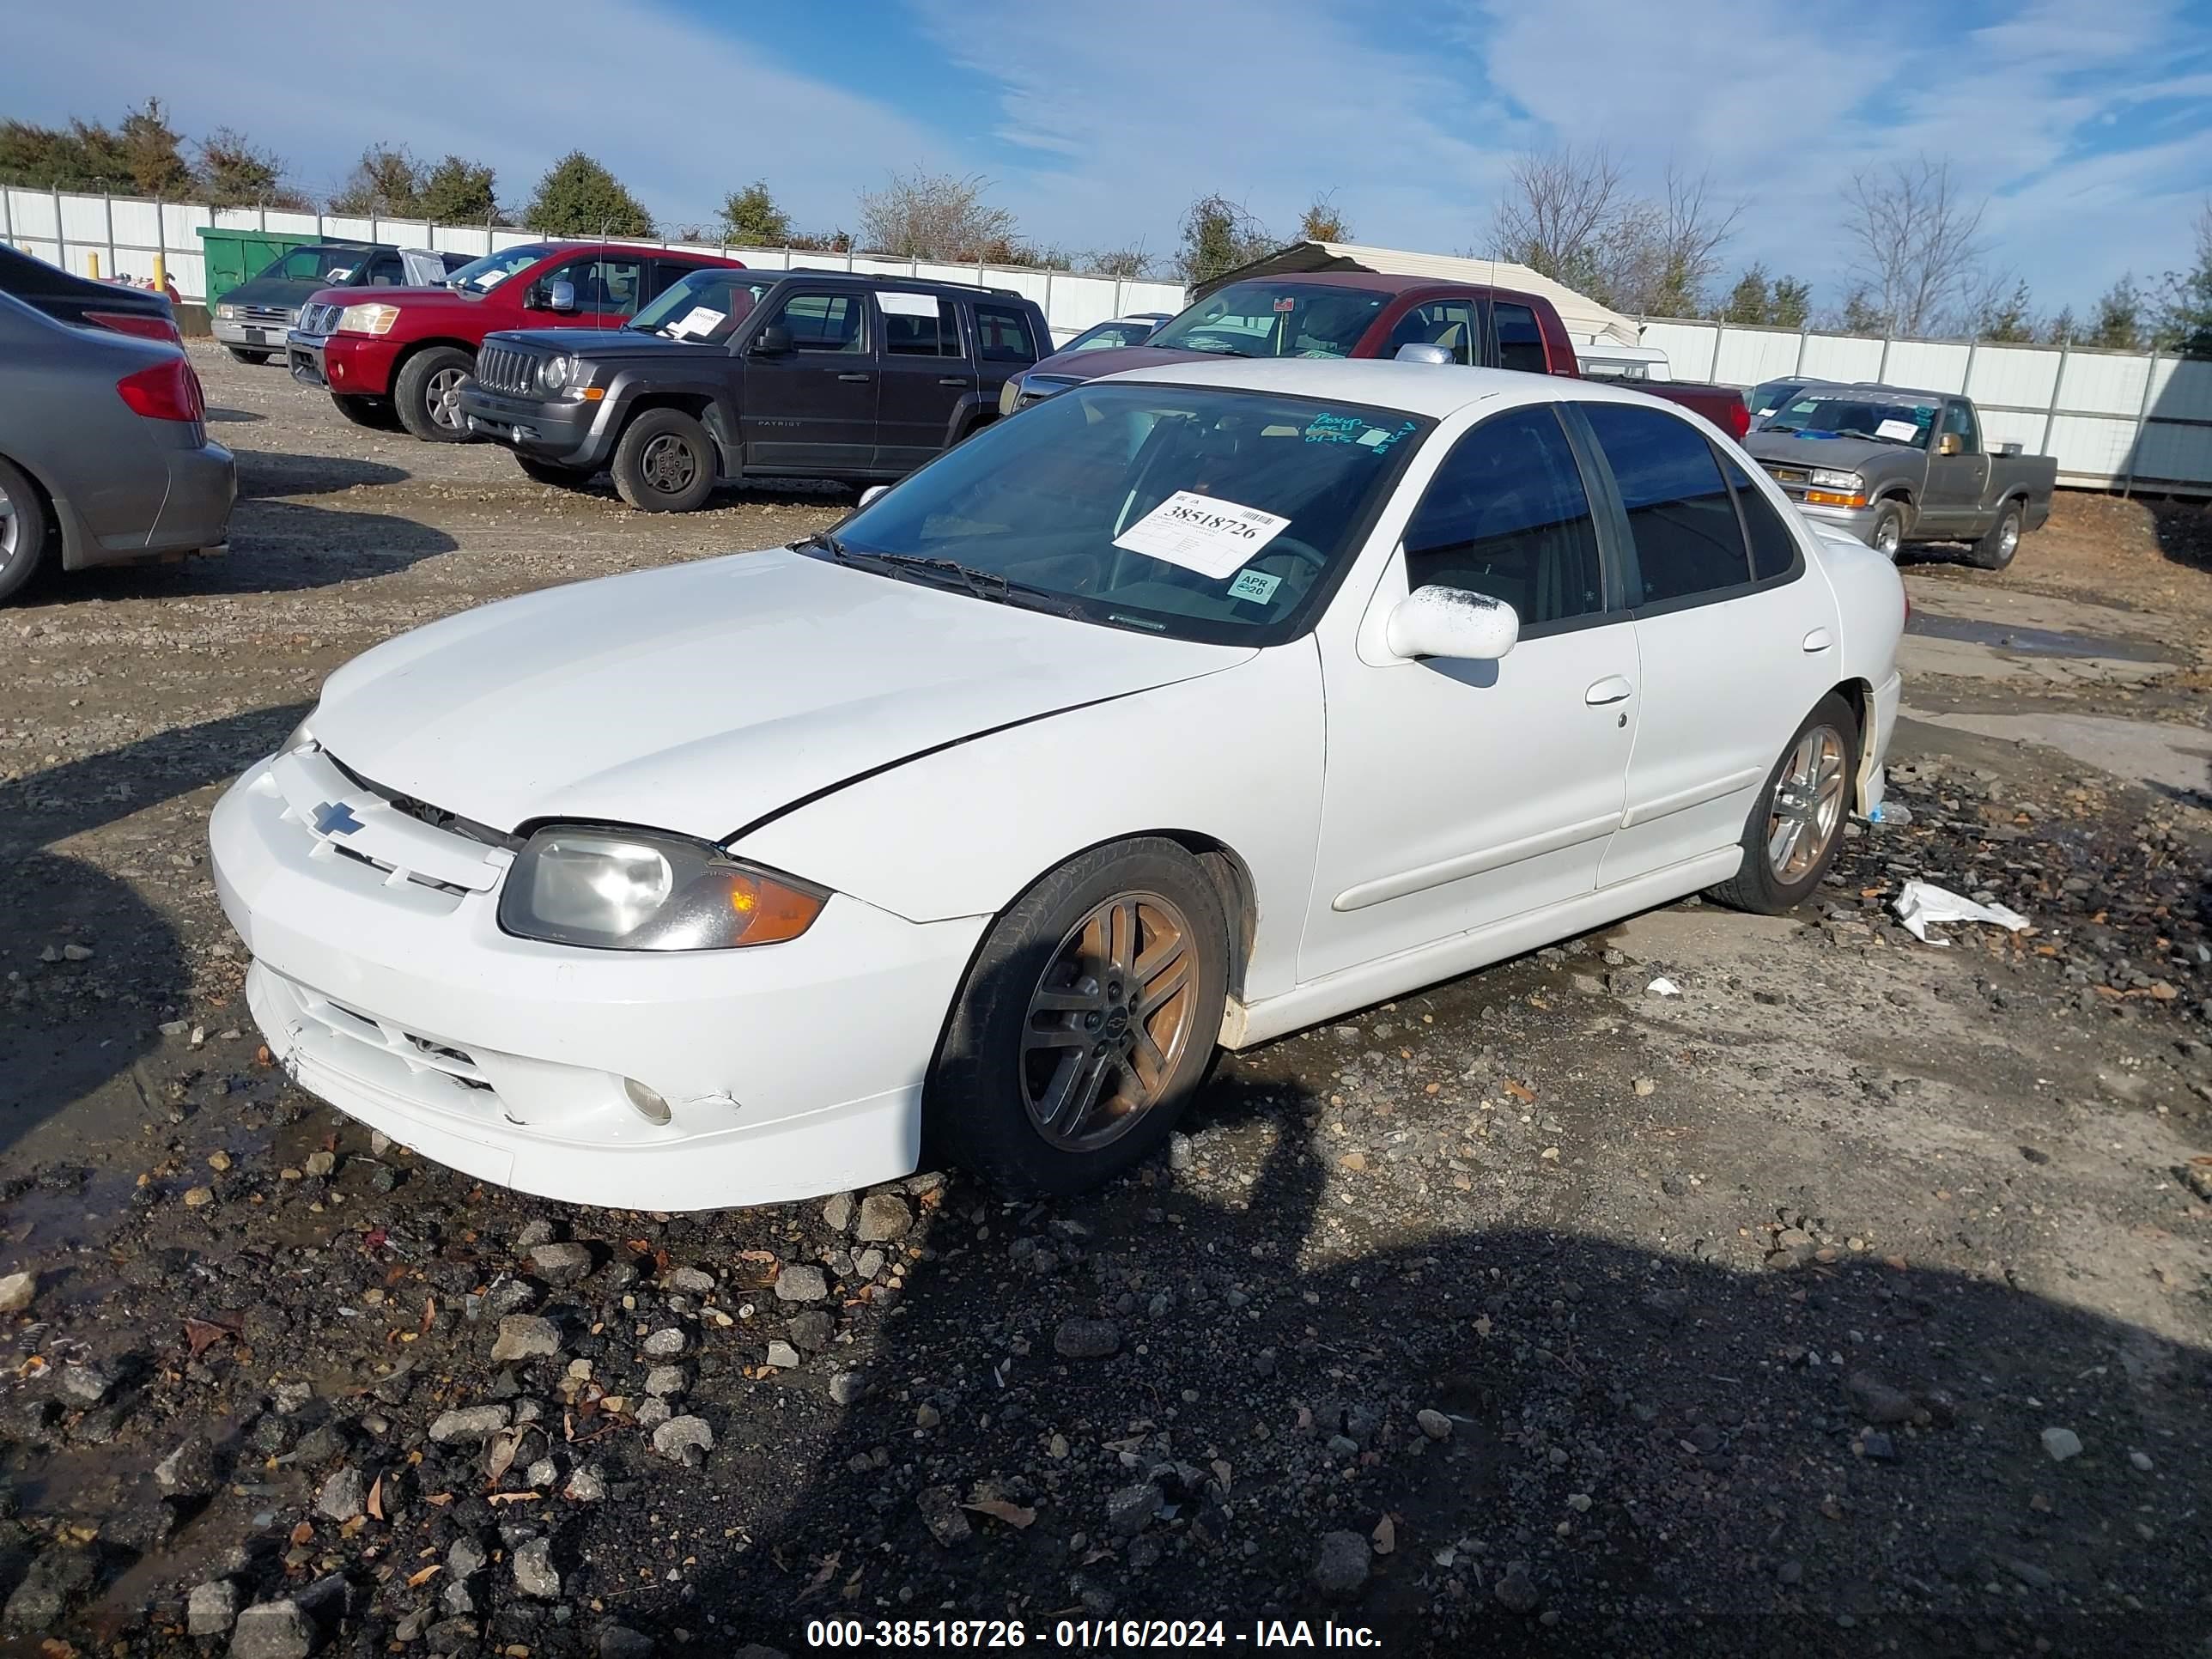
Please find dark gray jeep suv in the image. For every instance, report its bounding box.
[456,269,1050,511]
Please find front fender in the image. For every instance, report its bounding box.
[729,643,1325,1005]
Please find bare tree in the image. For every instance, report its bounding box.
[855,168,1018,262]
[1487,144,1627,298]
[1085,244,1158,279]
[1298,191,1352,243]
[1841,155,1990,336]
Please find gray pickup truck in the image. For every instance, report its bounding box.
[1744,386,2055,570]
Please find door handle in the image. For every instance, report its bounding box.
[837,373,872,382]
[1802,628,1834,653]
[1584,676,1633,706]
[937,377,967,386]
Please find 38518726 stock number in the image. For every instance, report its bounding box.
[804,1618,1238,1650]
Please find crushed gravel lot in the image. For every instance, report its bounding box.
[1,344,2209,1658]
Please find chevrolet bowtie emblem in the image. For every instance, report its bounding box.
[313,800,364,837]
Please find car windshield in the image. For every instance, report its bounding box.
[814,382,1430,645]
[1147,283,1389,360]
[444,245,556,293]
[1065,319,1158,352]
[259,245,374,283]
[1765,393,1935,447]
[628,270,778,342]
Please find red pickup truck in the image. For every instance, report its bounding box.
[284,241,744,441]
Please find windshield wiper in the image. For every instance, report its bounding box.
[792,535,1085,617]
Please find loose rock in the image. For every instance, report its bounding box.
[1054,1316,1121,1359]
[918,1485,972,1547]
[429,1404,513,1444]
[653,1414,714,1465]
[1310,1529,1371,1600]
[227,1599,314,1659]
[775,1264,830,1303]
[514,1536,561,1599]
[187,1579,240,1637]
[489,1314,562,1363]
[855,1193,914,1242]
[0,1271,33,1314]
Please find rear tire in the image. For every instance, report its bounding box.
[0,457,54,605]
[1707,692,1861,915]
[226,347,272,365]
[1968,500,2022,571]
[928,838,1229,1198]
[331,394,400,431]
[393,346,476,443]
[611,410,715,513]
[515,456,595,489]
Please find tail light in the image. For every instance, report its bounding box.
[84,309,183,345]
[116,356,206,423]
[1726,399,1750,441]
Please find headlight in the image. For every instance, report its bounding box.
[538,355,570,392]
[216,304,236,321]
[1810,468,1864,491]
[998,377,1020,416]
[499,827,827,951]
[335,303,400,337]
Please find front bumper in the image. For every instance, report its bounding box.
[286,331,329,387]
[1790,501,1882,541]
[208,746,988,1212]
[289,331,401,397]
[213,313,295,352]
[458,385,611,469]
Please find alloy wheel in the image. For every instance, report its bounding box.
[1766,725,1848,881]
[1020,892,1199,1152]
[428,368,467,431]
[1874,515,1901,558]
[0,479,17,564]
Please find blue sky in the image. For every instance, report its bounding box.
[4,0,2209,319]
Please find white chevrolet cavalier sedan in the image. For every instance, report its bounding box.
[210,360,1905,1211]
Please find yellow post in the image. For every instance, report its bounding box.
[88,252,100,279]
[152,253,167,290]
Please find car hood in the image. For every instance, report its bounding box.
[484,326,711,359]
[1743,432,1920,471]
[1025,343,1224,383]
[223,275,337,309]
[303,283,471,313]
[307,549,1251,843]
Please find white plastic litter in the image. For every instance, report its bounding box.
[1892,880,2029,945]
[1646,976,1682,997]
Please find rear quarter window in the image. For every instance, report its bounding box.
[975,304,1039,363]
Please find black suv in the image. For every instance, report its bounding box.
[456,269,1051,511]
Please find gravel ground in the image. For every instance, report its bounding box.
[1,347,2209,1658]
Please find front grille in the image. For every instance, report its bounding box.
[295,301,341,337]
[241,304,295,326]
[475,343,540,398]
[328,755,520,854]
[307,991,495,1094]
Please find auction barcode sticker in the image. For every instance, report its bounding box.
[1113,491,1291,580]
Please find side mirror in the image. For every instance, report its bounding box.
[751,323,793,356]
[1386,585,1520,662]
[543,279,577,313]
[1936,433,1960,457]
[1395,343,1453,365]
[1999,441,2022,458]
[858,484,890,507]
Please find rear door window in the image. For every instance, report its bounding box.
[545,255,646,317]
[1581,403,1753,605]
[882,297,963,357]
[975,304,1038,363]
[1492,301,1549,374]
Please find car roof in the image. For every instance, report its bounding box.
[1099,357,1688,421]
[1213,270,1533,300]
[774,267,1028,301]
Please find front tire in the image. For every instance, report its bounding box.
[1969,500,2022,571]
[929,839,1229,1198]
[1707,692,1860,915]
[611,410,715,513]
[226,347,272,365]
[393,346,476,443]
[0,457,54,605]
[1866,500,1905,561]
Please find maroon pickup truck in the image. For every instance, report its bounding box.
[285,241,744,441]
[998,272,1581,411]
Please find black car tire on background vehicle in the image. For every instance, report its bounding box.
[611,410,715,513]
[1970,500,2022,572]
[1708,692,1861,916]
[515,456,595,489]
[929,837,1230,1198]
[226,348,271,366]
[1867,500,1906,561]
[393,346,477,443]
[0,455,53,605]
[331,394,400,431]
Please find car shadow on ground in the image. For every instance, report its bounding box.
[233,453,410,501]
[610,1088,2209,1657]
[202,407,264,426]
[55,497,457,600]
[0,705,308,1161]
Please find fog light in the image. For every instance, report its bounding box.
[623,1078,672,1125]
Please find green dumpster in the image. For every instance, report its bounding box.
[195,226,318,308]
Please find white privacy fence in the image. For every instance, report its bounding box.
[7,185,2207,495]
[0,187,1186,345]
[1642,318,2212,496]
